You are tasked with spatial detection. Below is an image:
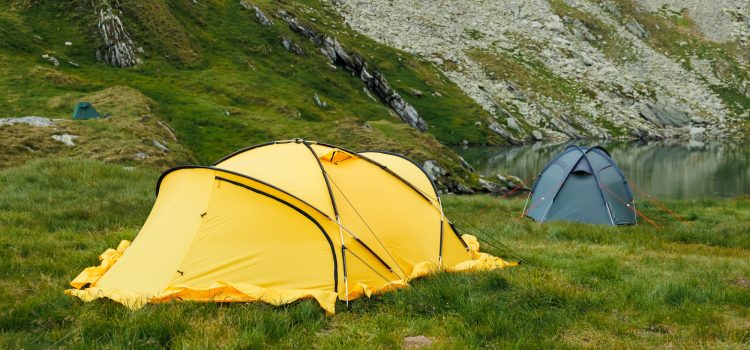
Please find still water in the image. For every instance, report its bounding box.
[458,140,750,199]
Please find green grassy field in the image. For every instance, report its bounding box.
[0,158,748,349]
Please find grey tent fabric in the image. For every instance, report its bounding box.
[524,145,636,226]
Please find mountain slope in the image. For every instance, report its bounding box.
[336,0,750,141]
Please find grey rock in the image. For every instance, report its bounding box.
[506,117,521,131]
[549,116,583,139]
[604,3,622,19]
[565,17,598,42]
[689,126,706,138]
[313,93,327,108]
[276,9,322,45]
[544,19,566,33]
[152,139,169,152]
[41,54,59,67]
[0,116,54,127]
[276,9,427,132]
[123,166,135,171]
[506,83,527,101]
[532,130,544,141]
[422,160,447,181]
[638,98,690,127]
[389,96,428,131]
[690,116,707,125]
[489,120,522,145]
[478,177,504,193]
[408,88,423,97]
[488,120,510,137]
[626,19,649,39]
[459,156,475,171]
[363,87,378,102]
[577,52,594,66]
[52,134,78,147]
[94,0,140,67]
[134,151,149,160]
[454,183,474,194]
[282,37,305,56]
[240,2,274,26]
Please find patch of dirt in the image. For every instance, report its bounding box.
[403,335,434,348]
[730,276,749,289]
[646,323,675,334]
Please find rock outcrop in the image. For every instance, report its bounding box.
[0,117,55,127]
[240,1,274,26]
[92,0,141,67]
[275,9,429,132]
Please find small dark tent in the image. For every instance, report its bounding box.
[524,145,636,226]
[72,102,101,120]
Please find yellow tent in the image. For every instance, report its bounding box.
[66,140,515,314]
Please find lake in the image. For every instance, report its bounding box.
[457,140,750,199]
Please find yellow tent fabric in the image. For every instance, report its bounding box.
[66,140,516,314]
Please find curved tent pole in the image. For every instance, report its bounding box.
[212,140,438,207]
[206,139,452,277]
[603,154,637,225]
[538,150,585,222]
[301,141,398,274]
[211,140,293,165]
[156,165,332,219]
[311,141,436,203]
[301,140,340,218]
[301,140,350,305]
[358,149,461,264]
[527,145,582,222]
[596,164,637,225]
[325,171,409,278]
[359,150,440,198]
[194,174,339,293]
[589,147,635,202]
[301,140,413,303]
[318,144,454,266]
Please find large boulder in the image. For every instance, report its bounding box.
[638,97,690,127]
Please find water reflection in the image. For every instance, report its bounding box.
[458,140,750,199]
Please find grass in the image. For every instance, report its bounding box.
[1,158,748,348]
[0,0,499,187]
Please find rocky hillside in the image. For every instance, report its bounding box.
[336,0,750,141]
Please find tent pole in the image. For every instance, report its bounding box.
[341,245,349,307]
[521,190,532,216]
[437,197,445,271]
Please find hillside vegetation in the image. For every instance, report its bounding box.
[0,159,748,348]
[0,0,502,190]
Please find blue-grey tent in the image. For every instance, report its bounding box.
[524,145,636,226]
